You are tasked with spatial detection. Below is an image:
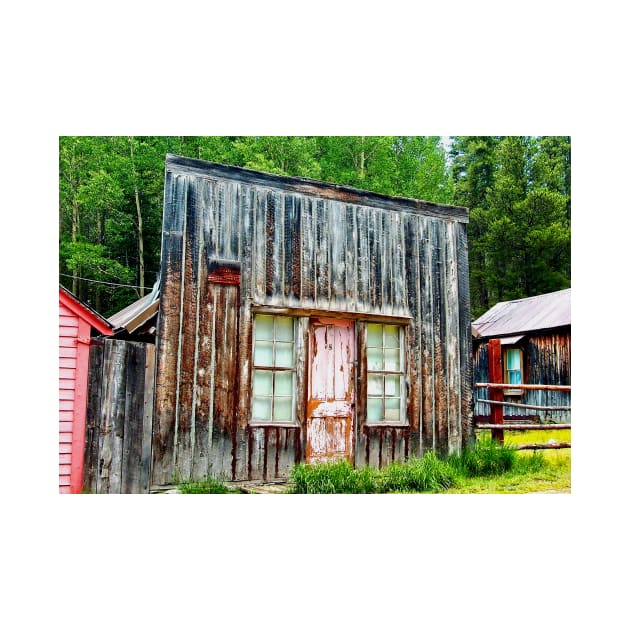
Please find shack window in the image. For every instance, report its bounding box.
[252,315,296,424]
[503,347,523,395]
[366,323,406,424]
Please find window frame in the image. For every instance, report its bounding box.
[250,314,299,426]
[364,322,407,426]
[503,346,524,396]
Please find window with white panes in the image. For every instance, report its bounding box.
[503,347,523,395]
[251,314,297,424]
[366,323,406,424]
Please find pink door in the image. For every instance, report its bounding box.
[306,318,355,464]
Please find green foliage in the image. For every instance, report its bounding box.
[379,453,456,493]
[59,135,456,316]
[447,435,517,477]
[59,135,570,319]
[289,460,379,494]
[451,135,571,317]
[178,477,240,494]
[288,454,456,494]
[512,450,546,474]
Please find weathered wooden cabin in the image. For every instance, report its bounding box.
[59,286,113,493]
[472,288,571,423]
[148,154,472,484]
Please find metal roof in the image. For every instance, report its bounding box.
[472,288,571,339]
[108,281,160,334]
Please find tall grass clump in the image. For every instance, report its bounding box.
[289,460,379,494]
[513,450,546,474]
[379,453,456,493]
[448,435,516,477]
[178,477,240,494]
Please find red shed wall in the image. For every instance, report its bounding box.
[59,302,92,493]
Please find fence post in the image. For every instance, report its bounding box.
[488,338,504,443]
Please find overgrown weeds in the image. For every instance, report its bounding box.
[178,477,240,494]
[379,453,455,493]
[289,460,379,494]
[287,437,561,494]
[176,434,569,494]
[447,435,516,477]
[288,453,456,494]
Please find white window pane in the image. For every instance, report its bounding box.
[367,347,383,370]
[274,371,293,396]
[367,323,383,347]
[253,397,271,421]
[253,370,273,395]
[275,342,294,368]
[367,374,383,395]
[255,315,274,340]
[276,317,294,342]
[384,348,400,371]
[367,398,383,421]
[509,371,522,385]
[254,341,274,366]
[507,349,520,370]
[385,375,400,396]
[273,397,293,422]
[384,398,401,421]
[384,325,399,348]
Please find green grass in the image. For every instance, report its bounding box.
[445,429,571,493]
[176,430,571,494]
[288,460,379,493]
[178,477,241,494]
[379,453,456,493]
[288,455,457,494]
[287,431,570,494]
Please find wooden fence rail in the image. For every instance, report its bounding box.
[475,423,571,431]
[475,383,571,392]
[476,399,571,411]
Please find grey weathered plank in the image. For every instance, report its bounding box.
[153,174,187,484]
[84,342,104,493]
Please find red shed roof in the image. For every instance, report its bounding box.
[472,288,571,339]
[59,285,114,335]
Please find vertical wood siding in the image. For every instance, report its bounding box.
[84,340,155,493]
[472,330,571,422]
[153,158,471,483]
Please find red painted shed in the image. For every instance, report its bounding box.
[59,286,113,493]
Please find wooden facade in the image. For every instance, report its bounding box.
[152,155,472,484]
[59,286,113,493]
[472,289,571,423]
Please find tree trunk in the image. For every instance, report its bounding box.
[129,137,145,297]
[360,136,365,180]
[71,197,80,295]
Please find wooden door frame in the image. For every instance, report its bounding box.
[305,317,356,464]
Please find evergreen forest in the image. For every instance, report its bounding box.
[59,136,570,319]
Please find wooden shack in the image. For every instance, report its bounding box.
[59,286,113,493]
[151,154,472,484]
[472,288,571,423]
[81,284,160,494]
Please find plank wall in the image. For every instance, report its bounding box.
[152,156,472,483]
